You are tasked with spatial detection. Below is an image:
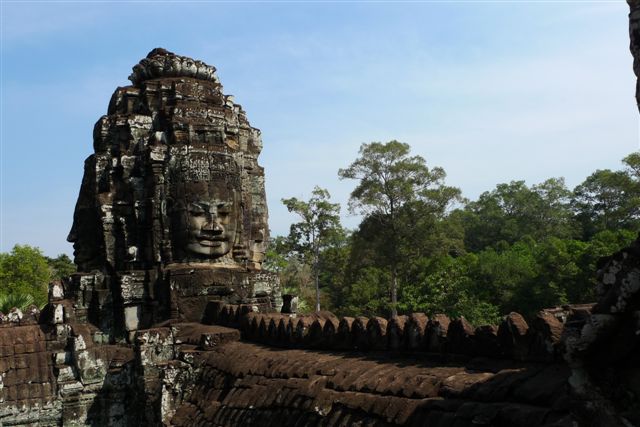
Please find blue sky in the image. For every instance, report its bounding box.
[1,1,638,257]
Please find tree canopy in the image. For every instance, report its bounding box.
[0,244,51,307]
[269,146,639,325]
[0,245,76,309]
[282,186,342,311]
[338,141,462,316]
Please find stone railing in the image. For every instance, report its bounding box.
[206,303,588,363]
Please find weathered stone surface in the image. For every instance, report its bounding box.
[168,341,574,426]
[498,312,530,360]
[527,311,563,362]
[561,231,640,426]
[367,316,388,350]
[336,317,355,350]
[630,0,640,112]
[352,317,370,350]
[386,315,408,351]
[446,317,475,355]
[406,313,429,350]
[65,48,280,340]
[425,314,449,353]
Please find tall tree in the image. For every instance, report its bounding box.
[623,151,640,181]
[46,254,76,281]
[460,178,575,252]
[0,244,51,307]
[282,186,342,312]
[338,140,461,316]
[572,168,640,238]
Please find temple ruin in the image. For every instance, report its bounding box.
[67,47,280,341]
[0,5,639,425]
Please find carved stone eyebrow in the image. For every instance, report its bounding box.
[188,202,208,212]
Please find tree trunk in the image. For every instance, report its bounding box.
[314,245,321,312]
[390,264,398,317]
[389,203,398,318]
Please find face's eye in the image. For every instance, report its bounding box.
[217,204,231,216]
[188,204,206,216]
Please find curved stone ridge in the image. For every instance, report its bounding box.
[209,305,570,363]
[128,48,220,86]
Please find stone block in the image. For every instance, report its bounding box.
[124,305,142,332]
[425,314,449,353]
[387,315,408,351]
[335,317,354,350]
[308,318,326,348]
[474,325,499,357]
[322,317,339,349]
[498,312,530,360]
[527,311,564,362]
[352,317,369,351]
[447,317,475,355]
[366,317,388,350]
[48,281,65,301]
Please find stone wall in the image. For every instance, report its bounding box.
[208,307,573,364]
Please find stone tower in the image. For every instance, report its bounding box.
[67,48,280,341]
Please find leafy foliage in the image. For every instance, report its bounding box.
[0,244,51,307]
[0,293,35,313]
[338,141,462,315]
[572,157,640,239]
[282,187,342,311]
[460,178,576,251]
[46,253,76,281]
[269,147,639,325]
[0,245,77,309]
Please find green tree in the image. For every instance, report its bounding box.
[342,266,390,317]
[398,254,501,325]
[316,228,351,313]
[339,140,461,316]
[282,186,342,312]
[460,178,575,252]
[572,162,640,238]
[46,253,76,281]
[623,151,640,180]
[264,236,314,312]
[263,235,291,275]
[0,244,51,307]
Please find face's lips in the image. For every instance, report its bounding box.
[198,240,222,247]
[196,236,227,246]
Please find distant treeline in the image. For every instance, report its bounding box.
[0,245,75,311]
[268,142,640,325]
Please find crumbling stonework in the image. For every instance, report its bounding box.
[0,49,281,426]
[561,238,640,426]
[172,341,573,427]
[1,25,639,425]
[66,48,280,342]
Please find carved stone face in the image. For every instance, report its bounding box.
[171,180,239,261]
[185,199,235,257]
[250,225,267,265]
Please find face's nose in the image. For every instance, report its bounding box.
[202,211,223,232]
